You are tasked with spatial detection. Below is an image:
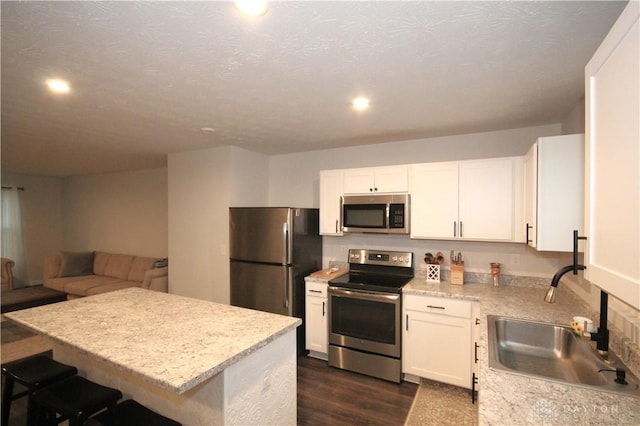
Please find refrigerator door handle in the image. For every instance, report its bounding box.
[283,266,290,309]
[282,221,289,264]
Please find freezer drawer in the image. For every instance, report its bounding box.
[230,261,293,316]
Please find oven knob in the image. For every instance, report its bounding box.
[392,256,398,261]
[398,256,404,262]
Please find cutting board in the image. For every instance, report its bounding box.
[309,268,348,280]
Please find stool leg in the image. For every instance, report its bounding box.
[26,393,38,426]
[1,376,15,426]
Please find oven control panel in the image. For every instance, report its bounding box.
[348,249,413,268]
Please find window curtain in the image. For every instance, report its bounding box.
[1,187,27,287]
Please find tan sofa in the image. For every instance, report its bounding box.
[43,251,168,299]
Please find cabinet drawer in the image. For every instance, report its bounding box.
[404,295,471,319]
[306,281,328,297]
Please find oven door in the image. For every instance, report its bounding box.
[328,286,401,358]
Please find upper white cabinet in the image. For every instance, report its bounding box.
[319,169,343,236]
[411,158,523,242]
[343,165,408,194]
[524,134,585,251]
[585,2,639,309]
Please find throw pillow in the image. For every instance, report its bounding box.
[58,251,95,277]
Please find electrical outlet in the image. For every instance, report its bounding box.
[510,254,521,266]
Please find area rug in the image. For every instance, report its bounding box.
[1,321,36,344]
[405,378,478,426]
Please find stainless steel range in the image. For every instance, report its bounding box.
[328,249,414,383]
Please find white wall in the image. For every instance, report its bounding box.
[268,124,571,278]
[1,172,64,285]
[62,168,168,258]
[561,96,586,135]
[268,124,561,207]
[168,146,269,303]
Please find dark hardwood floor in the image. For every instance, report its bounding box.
[297,356,418,426]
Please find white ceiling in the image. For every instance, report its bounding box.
[1,1,627,177]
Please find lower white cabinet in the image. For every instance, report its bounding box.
[305,279,328,359]
[403,294,473,389]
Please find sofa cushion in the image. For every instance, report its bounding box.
[86,280,142,296]
[64,276,122,297]
[93,252,111,276]
[58,251,95,277]
[127,257,157,283]
[103,254,134,280]
[45,275,93,292]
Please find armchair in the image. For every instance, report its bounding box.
[1,258,15,291]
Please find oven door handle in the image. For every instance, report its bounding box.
[328,286,400,302]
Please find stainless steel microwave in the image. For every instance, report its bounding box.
[341,194,410,234]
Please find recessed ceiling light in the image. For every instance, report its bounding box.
[234,0,268,17]
[46,78,71,94]
[200,127,216,134]
[352,97,370,111]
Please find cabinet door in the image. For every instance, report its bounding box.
[523,143,538,248]
[585,2,639,308]
[319,170,343,236]
[403,310,471,388]
[305,295,327,356]
[459,158,515,241]
[536,135,585,251]
[374,165,409,193]
[343,166,408,194]
[343,168,376,194]
[409,162,459,239]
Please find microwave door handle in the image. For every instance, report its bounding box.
[386,203,390,229]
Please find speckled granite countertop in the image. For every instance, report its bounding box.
[403,278,640,425]
[5,288,301,394]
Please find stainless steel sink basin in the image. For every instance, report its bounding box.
[487,316,640,397]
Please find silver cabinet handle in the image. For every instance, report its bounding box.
[335,219,339,233]
[322,301,325,317]
[453,221,457,237]
[427,305,445,310]
[309,289,322,294]
[460,221,463,238]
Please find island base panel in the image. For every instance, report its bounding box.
[53,330,297,426]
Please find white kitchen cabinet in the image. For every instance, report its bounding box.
[471,306,480,403]
[343,165,408,194]
[319,169,344,236]
[403,294,473,389]
[305,279,328,359]
[410,158,523,242]
[523,134,585,251]
[585,2,639,309]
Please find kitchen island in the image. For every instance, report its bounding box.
[404,278,639,425]
[5,287,301,425]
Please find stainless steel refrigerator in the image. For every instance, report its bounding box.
[229,207,322,355]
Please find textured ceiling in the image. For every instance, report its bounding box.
[0,1,627,177]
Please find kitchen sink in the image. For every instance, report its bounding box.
[487,316,640,397]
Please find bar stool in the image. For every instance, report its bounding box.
[31,375,122,426]
[1,353,78,426]
[84,399,182,426]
